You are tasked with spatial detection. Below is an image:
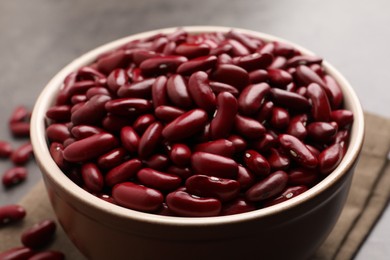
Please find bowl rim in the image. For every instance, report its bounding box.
[30,25,365,226]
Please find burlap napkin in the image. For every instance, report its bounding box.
[1,112,389,260]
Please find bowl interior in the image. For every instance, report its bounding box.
[30,26,365,226]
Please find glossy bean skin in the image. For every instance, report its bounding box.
[319,143,343,175]
[155,105,185,122]
[86,87,110,99]
[177,55,217,75]
[97,148,127,169]
[186,175,240,202]
[102,114,133,133]
[295,65,326,87]
[268,148,290,171]
[46,123,70,143]
[0,247,35,260]
[63,133,118,162]
[270,88,310,112]
[71,125,105,139]
[191,152,238,179]
[112,182,164,212]
[264,185,308,207]
[137,168,182,191]
[49,143,66,169]
[288,168,319,186]
[11,142,33,165]
[323,75,343,109]
[144,154,170,170]
[251,132,277,153]
[330,109,354,129]
[245,170,289,202]
[0,204,26,225]
[120,126,140,153]
[9,122,30,138]
[133,114,156,134]
[243,150,270,177]
[307,122,337,143]
[248,69,269,84]
[211,64,250,90]
[220,198,256,216]
[166,166,192,179]
[166,74,193,108]
[210,92,238,139]
[105,98,152,116]
[0,140,13,158]
[21,219,57,249]
[97,49,129,74]
[117,78,156,98]
[234,115,266,139]
[175,43,210,58]
[71,95,111,126]
[151,75,169,108]
[286,55,322,67]
[46,105,71,122]
[170,144,191,166]
[236,165,255,190]
[194,139,235,157]
[162,109,208,141]
[209,81,239,96]
[270,107,290,130]
[227,135,247,153]
[107,68,128,92]
[188,71,216,112]
[286,114,308,140]
[140,55,188,76]
[227,39,250,57]
[238,83,270,115]
[105,159,142,187]
[29,251,65,260]
[138,122,163,158]
[307,83,332,122]
[227,30,259,51]
[234,53,273,71]
[279,134,318,168]
[166,190,221,217]
[267,68,293,88]
[2,167,27,187]
[256,101,274,124]
[81,163,104,192]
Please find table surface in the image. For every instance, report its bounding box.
[0,0,389,258]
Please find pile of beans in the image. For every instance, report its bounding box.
[45,29,353,217]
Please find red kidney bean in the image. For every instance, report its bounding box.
[234,115,266,139]
[306,144,321,158]
[132,50,160,65]
[264,185,308,207]
[46,123,70,143]
[97,147,127,169]
[246,170,288,202]
[227,39,250,57]
[191,152,238,179]
[220,197,256,216]
[21,219,56,249]
[49,142,66,169]
[133,114,156,134]
[152,37,168,53]
[270,107,290,130]
[227,30,258,52]
[234,53,273,71]
[238,83,270,115]
[175,43,210,58]
[112,182,164,212]
[9,122,30,138]
[296,65,327,88]
[63,138,76,147]
[102,114,134,133]
[155,105,185,123]
[105,98,152,116]
[188,71,216,112]
[186,174,240,202]
[2,167,27,187]
[137,168,181,191]
[333,129,350,145]
[162,109,208,141]
[71,94,87,104]
[166,190,221,217]
[144,154,170,170]
[163,41,176,55]
[217,53,233,64]
[251,132,277,153]
[212,64,250,90]
[97,49,129,74]
[120,126,140,153]
[63,133,118,162]
[286,55,322,67]
[236,165,255,190]
[29,251,65,260]
[288,168,319,186]
[0,247,35,260]
[140,55,187,76]
[71,125,104,139]
[322,75,343,109]
[67,80,98,97]
[0,140,13,158]
[270,88,310,112]
[138,122,163,158]
[9,106,29,123]
[81,163,104,192]
[268,148,290,170]
[286,114,308,140]
[166,74,193,108]
[248,70,268,85]
[272,41,297,57]
[309,63,324,77]
[0,204,26,225]
[127,67,144,82]
[107,68,128,92]
[71,95,111,126]
[319,143,343,175]
[210,92,238,139]
[177,55,217,75]
[307,83,332,122]
[46,105,71,122]
[267,68,293,88]
[243,150,270,177]
[105,159,142,187]
[307,122,337,143]
[117,78,156,99]
[70,102,84,114]
[227,135,247,153]
[296,86,307,96]
[269,56,287,69]
[86,86,110,99]
[170,144,191,166]
[256,101,274,124]
[194,139,235,157]
[11,142,33,165]
[151,75,168,108]
[330,109,354,129]
[279,134,318,168]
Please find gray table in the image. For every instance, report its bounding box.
[0,0,389,258]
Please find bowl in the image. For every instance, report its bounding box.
[30,26,364,260]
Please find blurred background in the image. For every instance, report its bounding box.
[0,0,389,259]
